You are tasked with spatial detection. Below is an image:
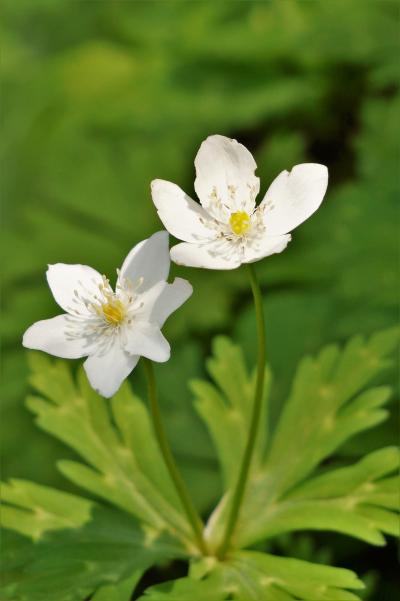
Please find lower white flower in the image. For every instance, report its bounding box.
[23,231,192,398]
[151,135,328,269]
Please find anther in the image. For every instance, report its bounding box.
[229,211,251,236]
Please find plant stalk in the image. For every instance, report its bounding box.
[142,358,208,555]
[217,263,266,558]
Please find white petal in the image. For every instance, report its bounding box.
[46,264,104,315]
[147,278,193,327]
[123,322,170,363]
[84,344,139,398]
[171,241,241,270]
[243,234,291,264]
[151,179,214,243]
[119,231,170,293]
[194,135,260,217]
[260,163,328,236]
[22,315,91,359]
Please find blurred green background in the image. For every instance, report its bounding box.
[1,0,398,597]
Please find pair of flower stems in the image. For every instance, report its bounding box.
[143,263,265,558]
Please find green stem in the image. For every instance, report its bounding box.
[142,358,208,555]
[217,263,266,558]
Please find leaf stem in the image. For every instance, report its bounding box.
[142,358,208,555]
[217,263,266,558]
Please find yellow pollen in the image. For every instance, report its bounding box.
[229,211,250,236]
[101,300,125,325]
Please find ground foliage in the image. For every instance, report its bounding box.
[1,0,399,598]
[1,330,399,600]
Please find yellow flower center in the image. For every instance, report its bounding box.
[101,299,125,325]
[229,211,251,236]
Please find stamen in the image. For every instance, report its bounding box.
[229,211,251,236]
[100,299,126,325]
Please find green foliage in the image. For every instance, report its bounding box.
[153,343,222,514]
[2,0,399,494]
[143,551,364,601]
[24,352,195,550]
[1,329,398,599]
[202,330,399,550]
[91,574,144,601]
[1,507,182,601]
[1,479,91,540]
[192,337,270,489]
[1,0,399,596]
[141,576,223,601]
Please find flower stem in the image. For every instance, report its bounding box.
[217,263,266,558]
[142,358,208,555]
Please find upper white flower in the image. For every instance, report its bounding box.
[151,135,328,269]
[23,232,192,398]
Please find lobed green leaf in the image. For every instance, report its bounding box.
[1,480,92,540]
[192,337,270,488]
[25,356,195,549]
[201,330,400,550]
[1,507,184,601]
[142,550,364,600]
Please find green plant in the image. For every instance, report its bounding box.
[2,2,399,597]
[2,327,398,600]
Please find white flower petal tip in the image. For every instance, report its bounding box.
[119,230,170,292]
[22,315,92,359]
[151,136,328,270]
[171,242,241,270]
[194,134,260,218]
[46,263,104,314]
[243,234,292,264]
[154,277,193,326]
[84,349,139,399]
[259,163,328,236]
[23,235,192,397]
[151,179,214,243]
[124,323,171,363]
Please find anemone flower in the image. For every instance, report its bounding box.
[151,135,328,269]
[23,232,192,397]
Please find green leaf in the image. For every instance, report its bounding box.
[2,2,400,596]
[25,354,194,549]
[201,329,399,550]
[287,447,399,504]
[143,550,364,600]
[91,572,143,601]
[1,507,183,601]
[192,336,270,489]
[1,479,92,540]
[3,0,399,499]
[141,577,224,601]
[142,343,221,515]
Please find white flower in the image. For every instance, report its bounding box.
[151,135,328,269]
[23,232,192,398]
